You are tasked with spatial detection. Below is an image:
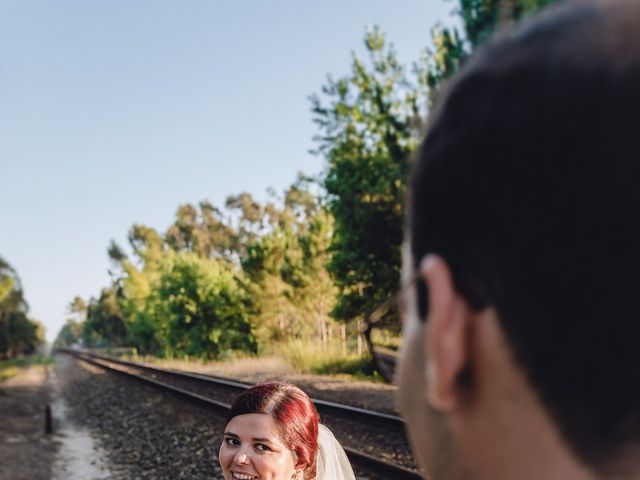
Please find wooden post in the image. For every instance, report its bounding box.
[45,404,52,434]
[321,316,327,348]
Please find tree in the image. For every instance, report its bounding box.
[155,252,256,359]
[54,318,84,348]
[0,256,42,358]
[166,202,238,261]
[107,225,166,354]
[241,177,338,350]
[311,1,559,326]
[53,296,88,348]
[83,286,127,348]
[67,296,87,321]
[457,0,558,49]
[311,27,425,323]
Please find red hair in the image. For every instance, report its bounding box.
[226,382,320,479]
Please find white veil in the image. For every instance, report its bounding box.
[315,424,356,480]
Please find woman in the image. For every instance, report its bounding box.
[219,382,355,480]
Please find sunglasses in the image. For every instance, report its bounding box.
[360,271,427,383]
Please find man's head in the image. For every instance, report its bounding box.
[398,1,640,479]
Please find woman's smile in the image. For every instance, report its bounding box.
[219,413,298,480]
[231,472,259,480]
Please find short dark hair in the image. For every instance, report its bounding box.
[410,0,640,474]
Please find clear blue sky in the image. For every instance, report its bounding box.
[0,1,460,342]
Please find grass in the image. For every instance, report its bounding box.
[311,356,380,379]
[0,366,19,382]
[0,355,54,383]
[279,339,381,381]
[121,340,382,382]
[126,351,294,379]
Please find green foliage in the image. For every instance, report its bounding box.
[422,25,465,107]
[57,0,561,372]
[279,338,377,380]
[102,217,259,358]
[67,296,87,317]
[423,0,559,100]
[311,1,559,325]
[241,176,338,349]
[90,179,340,360]
[53,296,87,348]
[166,202,238,261]
[126,310,165,355]
[83,286,127,348]
[311,356,378,380]
[155,252,256,359]
[0,355,54,382]
[53,319,84,348]
[311,27,422,322]
[111,225,166,353]
[459,0,558,48]
[0,256,43,359]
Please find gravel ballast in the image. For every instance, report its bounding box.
[57,354,398,479]
[56,354,223,479]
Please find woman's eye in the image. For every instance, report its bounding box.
[255,443,271,452]
[224,438,239,446]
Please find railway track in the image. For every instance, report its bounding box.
[60,348,422,480]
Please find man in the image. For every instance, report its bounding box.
[397,1,640,479]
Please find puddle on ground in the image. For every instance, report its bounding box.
[4,434,28,444]
[50,370,118,480]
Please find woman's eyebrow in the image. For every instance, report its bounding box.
[252,437,274,443]
[224,432,239,438]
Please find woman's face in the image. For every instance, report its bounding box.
[219,413,299,480]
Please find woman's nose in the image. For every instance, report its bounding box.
[233,451,249,465]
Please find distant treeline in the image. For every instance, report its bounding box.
[0,257,44,359]
[54,1,556,360]
[57,177,338,359]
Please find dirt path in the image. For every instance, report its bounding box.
[0,360,123,480]
[0,364,57,480]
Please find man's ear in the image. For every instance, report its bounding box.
[421,254,473,412]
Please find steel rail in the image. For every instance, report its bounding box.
[74,348,405,429]
[60,349,422,480]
